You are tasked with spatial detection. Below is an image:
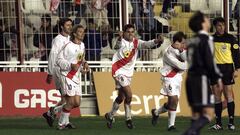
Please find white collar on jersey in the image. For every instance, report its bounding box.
[198,30,209,35]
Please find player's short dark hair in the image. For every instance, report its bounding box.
[123,24,135,32]
[189,11,205,33]
[173,31,187,43]
[59,18,72,31]
[213,17,225,26]
[70,24,84,41]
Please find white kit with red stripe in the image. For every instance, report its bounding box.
[160,45,187,78]
[56,41,85,84]
[48,34,70,76]
[160,45,187,97]
[112,38,157,77]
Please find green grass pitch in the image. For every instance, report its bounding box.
[0,117,239,135]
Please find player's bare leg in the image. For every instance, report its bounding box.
[122,86,134,129]
[151,95,178,131]
[43,93,66,127]
[58,95,79,130]
[167,96,178,131]
[105,89,125,129]
[209,84,223,130]
[223,85,235,130]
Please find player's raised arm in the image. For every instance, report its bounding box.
[138,34,164,49]
[114,31,123,50]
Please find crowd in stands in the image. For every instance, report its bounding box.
[0,0,239,63]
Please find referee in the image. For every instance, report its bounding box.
[209,17,240,130]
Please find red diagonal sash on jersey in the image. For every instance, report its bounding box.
[66,61,82,79]
[165,69,179,77]
[112,39,138,76]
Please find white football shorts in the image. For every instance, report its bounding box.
[160,74,182,97]
[60,76,82,96]
[114,74,132,89]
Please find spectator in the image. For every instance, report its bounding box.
[91,0,111,28]
[84,18,107,61]
[107,0,120,31]
[74,0,87,24]
[59,0,72,17]
[33,14,54,71]
[233,0,239,19]
[130,0,155,35]
[0,19,9,64]
[160,0,177,20]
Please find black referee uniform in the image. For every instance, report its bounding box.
[186,31,222,110]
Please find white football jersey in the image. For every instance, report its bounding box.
[56,41,85,83]
[112,38,157,77]
[160,45,187,77]
[48,34,70,76]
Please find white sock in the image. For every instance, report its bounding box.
[155,105,168,115]
[109,101,120,119]
[53,103,66,114]
[168,110,177,127]
[58,109,70,126]
[124,104,132,120]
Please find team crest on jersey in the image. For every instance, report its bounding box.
[123,51,131,58]
[221,44,227,52]
[233,44,239,49]
[77,53,84,61]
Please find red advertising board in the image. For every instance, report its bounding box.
[0,72,80,117]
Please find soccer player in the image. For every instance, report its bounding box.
[151,31,187,131]
[42,18,73,127]
[209,17,240,130]
[182,11,223,135]
[56,24,89,130]
[104,24,164,129]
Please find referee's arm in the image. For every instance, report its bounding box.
[230,35,240,70]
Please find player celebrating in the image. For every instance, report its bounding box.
[43,18,73,127]
[182,11,222,135]
[151,31,187,131]
[105,24,164,129]
[56,24,89,130]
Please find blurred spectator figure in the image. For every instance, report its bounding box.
[59,0,72,17]
[24,17,38,60]
[160,0,177,20]
[4,26,18,61]
[84,18,107,61]
[101,24,114,49]
[107,0,120,31]
[91,0,110,28]
[0,19,6,62]
[233,0,240,18]
[0,20,4,71]
[50,0,61,13]
[130,0,155,35]
[74,0,87,24]
[33,14,54,65]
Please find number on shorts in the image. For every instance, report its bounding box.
[68,84,72,90]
